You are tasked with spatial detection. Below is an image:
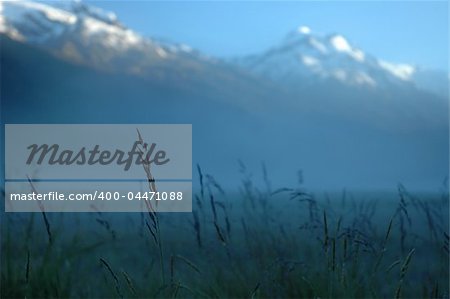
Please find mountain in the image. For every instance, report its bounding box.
[0,0,275,107]
[0,0,201,68]
[1,1,447,98]
[1,1,448,191]
[238,26,448,98]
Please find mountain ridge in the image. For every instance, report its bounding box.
[1,0,448,98]
[237,26,448,97]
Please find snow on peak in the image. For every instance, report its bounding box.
[0,0,144,51]
[240,26,424,90]
[284,29,365,62]
[298,26,311,34]
[69,1,118,25]
[330,35,351,52]
[329,34,365,62]
[81,16,142,49]
[3,1,77,25]
[378,60,415,81]
[0,0,213,76]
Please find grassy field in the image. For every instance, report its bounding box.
[1,171,449,298]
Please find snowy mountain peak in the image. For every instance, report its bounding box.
[239,26,426,91]
[0,0,209,75]
[285,28,367,63]
[297,25,311,35]
[61,0,120,26]
[1,2,446,98]
[0,0,141,50]
[328,34,365,62]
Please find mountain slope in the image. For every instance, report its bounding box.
[0,0,193,67]
[0,0,257,96]
[238,26,448,98]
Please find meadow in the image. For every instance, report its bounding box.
[1,167,449,298]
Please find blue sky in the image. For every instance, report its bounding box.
[85,1,448,70]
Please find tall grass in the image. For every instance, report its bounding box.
[1,166,448,298]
